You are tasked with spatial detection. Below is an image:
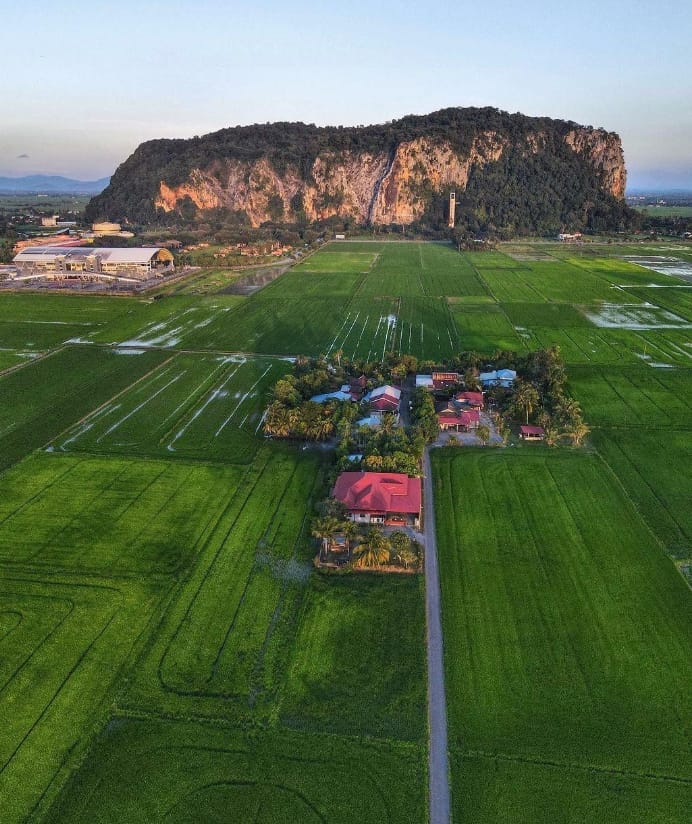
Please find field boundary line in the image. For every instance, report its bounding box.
[596,430,689,545]
[461,748,692,785]
[0,346,67,380]
[156,451,274,696]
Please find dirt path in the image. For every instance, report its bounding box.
[423,447,451,823]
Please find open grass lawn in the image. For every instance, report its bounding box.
[53,353,287,463]
[0,345,167,472]
[432,449,692,823]
[49,718,426,824]
[280,574,427,741]
[568,365,692,428]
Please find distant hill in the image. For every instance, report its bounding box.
[0,175,110,194]
[87,106,633,235]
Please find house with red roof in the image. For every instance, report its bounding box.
[432,371,460,390]
[363,385,401,416]
[454,391,484,410]
[332,471,421,527]
[437,408,480,432]
[520,425,546,441]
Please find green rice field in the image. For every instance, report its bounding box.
[433,449,692,823]
[0,238,690,823]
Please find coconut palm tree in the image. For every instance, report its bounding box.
[379,412,398,436]
[311,516,342,561]
[353,529,391,568]
[263,402,291,437]
[513,381,540,425]
[544,425,560,447]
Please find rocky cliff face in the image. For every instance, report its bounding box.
[87,107,629,230]
[563,129,627,200]
[152,130,624,227]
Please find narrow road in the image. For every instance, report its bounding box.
[423,447,451,824]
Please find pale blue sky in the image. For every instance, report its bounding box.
[2,0,691,189]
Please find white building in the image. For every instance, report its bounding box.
[12,246,174,283]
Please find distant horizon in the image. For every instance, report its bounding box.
[1,106,690,193]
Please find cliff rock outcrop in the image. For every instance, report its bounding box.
[87,107,629,233]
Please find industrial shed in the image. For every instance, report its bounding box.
[12,246,174,282]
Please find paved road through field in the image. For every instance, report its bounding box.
[423,447,451,824]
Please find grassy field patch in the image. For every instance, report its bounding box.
[49,718,426,824]
[0,454,239,575]
[0,345,167,472]
[0,572,164,824]
[568,365,691,427]
[451,303,525,353]
[53,354,287,463]
[433,449,692,820]
[281,575,426,741]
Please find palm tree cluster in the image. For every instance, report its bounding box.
[502,346,589,446]
[263,352,421,443]
[264,399,336,441]
[312,517,422,571]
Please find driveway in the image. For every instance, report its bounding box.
[422,447,451,823]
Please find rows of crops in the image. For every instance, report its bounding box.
[432,449,692,823]
[0,238,690,823]
[53,353,288,463]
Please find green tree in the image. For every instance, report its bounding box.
[513,381,540,425]
[477,424,491,446]
[566,420,590,447]
[353,529,391,568]
[311,516,341,559]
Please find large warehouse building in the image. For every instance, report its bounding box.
[12,246,174,283]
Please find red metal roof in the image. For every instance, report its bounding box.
[369,395,399,411]
[333,472,421,515]
[520,425,545,436]
[437,409,480,427]
[455,391,484,406]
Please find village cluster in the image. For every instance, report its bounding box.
[264,346,587,569]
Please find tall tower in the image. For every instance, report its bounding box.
[448,191,456,228]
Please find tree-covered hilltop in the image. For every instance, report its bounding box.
[87,106,633,236]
